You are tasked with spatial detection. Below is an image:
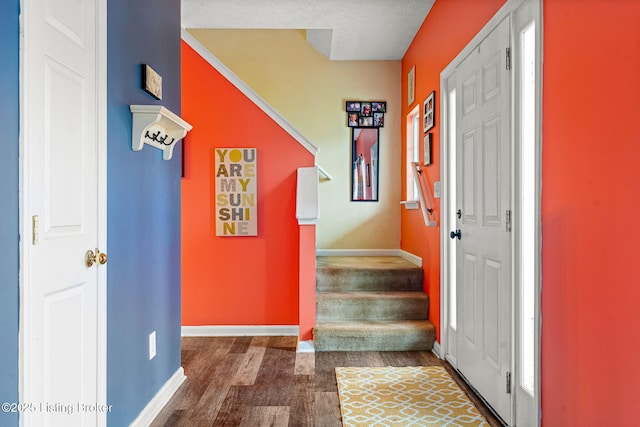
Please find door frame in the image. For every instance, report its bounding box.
[18,0,108,425]
[439,0,542,425]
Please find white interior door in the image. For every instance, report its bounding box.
[22,0,106,425]
[453,16,512,424]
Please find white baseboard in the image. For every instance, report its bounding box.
[432,341,443,359]
[316,249,422,266]
[316,248,400,257]
[399,250,422,267]
[129,367,186,427]
[296,340,315,353]
[181,325,300,337]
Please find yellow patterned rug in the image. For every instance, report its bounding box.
[335,366,490,427]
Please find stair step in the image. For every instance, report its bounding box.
[317,256,423,292]
[316,291,429,322]
[314,320,436,352]
[314,256,432,352]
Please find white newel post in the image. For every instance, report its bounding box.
[296,166,319,346]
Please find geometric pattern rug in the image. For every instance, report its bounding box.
[335,366,490,427]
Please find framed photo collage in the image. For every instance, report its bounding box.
[345,101,386,128]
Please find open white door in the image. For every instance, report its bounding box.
[21,0,107,425]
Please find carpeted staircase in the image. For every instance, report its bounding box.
[313,256,436,351]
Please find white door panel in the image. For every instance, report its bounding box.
[455,16,512,424]
[461,129,477,222]
[23,0,105,425]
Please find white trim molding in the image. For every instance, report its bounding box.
[401,200,420,210]
[432,341,443,359]
[181,28,318,157]
[297,340,315,353]
[399,250,423,267]
[181,325,300,337]
[316,249,422,267]
[129,367,186,427]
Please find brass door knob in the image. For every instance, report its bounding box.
[85,248,108,267]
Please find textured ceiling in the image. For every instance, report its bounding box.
[181,0,435,60]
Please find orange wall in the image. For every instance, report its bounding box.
[403,0,640,425]
[181,42,314,327]
[401,0,506,341]
[542,1,640,425]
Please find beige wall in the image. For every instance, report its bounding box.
[188,29,401,249]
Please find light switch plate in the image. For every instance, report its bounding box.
[434,181,441,198]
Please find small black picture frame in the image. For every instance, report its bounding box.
[358,116,374,127]
[424,133,432,166]
[360,102,372,117]
[374,113,384,127]
[423,91,435,133]
[347,112,359,127]
[371,102,386,113]
[346,101,361,112]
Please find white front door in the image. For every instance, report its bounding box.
[453,16,512,423]
[22,0,106,425]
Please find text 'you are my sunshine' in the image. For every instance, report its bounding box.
[215,148,257,236]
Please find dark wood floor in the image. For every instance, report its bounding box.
[151,336,503,427]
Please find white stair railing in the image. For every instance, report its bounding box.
[316,163,333,180]
[411,162,437,227]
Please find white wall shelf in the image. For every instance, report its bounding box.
[130,105,192,160]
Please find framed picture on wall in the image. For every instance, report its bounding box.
[345,100,386,128]
[360,102,372,116]
[408,66,415,106]
[142,64,162,100]
[358,116,374,127]
[372,102,386,112]
[424,133,432,166]
[347,112,359,127]
[346,101,361,112]
[423,90,435,132]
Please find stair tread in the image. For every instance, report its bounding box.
[317,256,421,271]
[316,320,435,330]
[317,291,428,299]
[316,257,423,292]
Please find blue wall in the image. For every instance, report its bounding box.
[0,1,183,425]
[0,1,21,426]
[107,0,183,425]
